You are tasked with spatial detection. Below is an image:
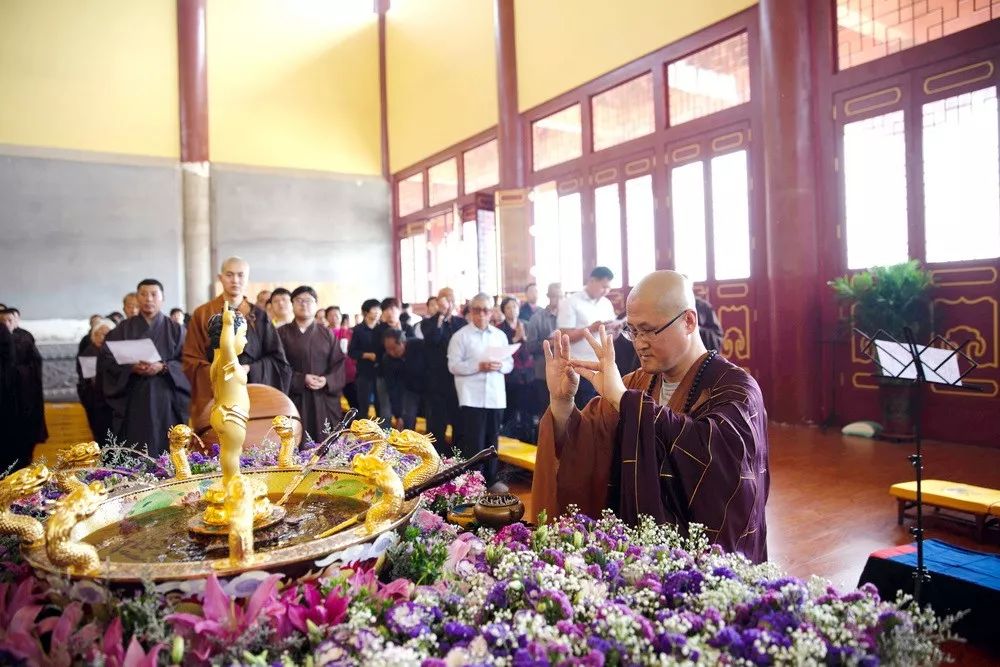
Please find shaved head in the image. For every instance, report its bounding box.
[218,256,249,302]
[624,270,705,379]
[626,270,697,316]
[220,256,249,273]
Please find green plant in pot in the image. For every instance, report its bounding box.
[828,260,934,439]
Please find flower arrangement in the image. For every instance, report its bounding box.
[0,503,961,666]
[419,456,487,517]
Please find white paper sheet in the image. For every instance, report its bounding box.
[105,338,162,365]
[873,340,962,385]
[78,356,97,379]
[482,343,520,362]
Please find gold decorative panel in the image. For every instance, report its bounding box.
[718,304,751,360]
[930,266,998,287]
[924,61,995,95]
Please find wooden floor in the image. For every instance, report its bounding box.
[511,423,1000,587]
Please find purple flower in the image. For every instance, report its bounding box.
[712,566,736,579]
[442,621,476,646]
[661,570,704,605]
[533,589,573,623]
[539,548,565,568]
[385,601,440,639]
[495,522,532,549]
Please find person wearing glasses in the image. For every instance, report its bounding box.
[556,266,623,409]
[447,293,515,493]
[531,270,769,564]
[277,286,346,443]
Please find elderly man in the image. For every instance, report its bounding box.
[183,257,291,419]
[448,293,513,493]
[532,270,769,563]
[99,279,190,456]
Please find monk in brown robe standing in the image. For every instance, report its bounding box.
[531,270,769,563]
[277,285,346,442]
[183,256,291,419]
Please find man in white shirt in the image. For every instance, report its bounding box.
[448,292,513,493]
[557,266,622,408]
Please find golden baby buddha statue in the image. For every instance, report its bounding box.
[193,306,280,533]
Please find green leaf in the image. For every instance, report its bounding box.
[318,478,368,497]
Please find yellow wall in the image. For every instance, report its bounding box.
[387,0,497,173]
[515,0,757,111]
[208,0,381,175]
[0,0,179,158]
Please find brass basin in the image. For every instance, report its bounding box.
[21,467,419,582]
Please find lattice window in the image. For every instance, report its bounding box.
[399,232,429,304]
[398,173,424,217]
[625,175,656,283]
[670,162,708,282]
[594,184,624,287]
[592,74,656,152]
[532,105,582,171]
[837,0,1000,71]
[428,158,458,206]
[923,86,1000,263]
[711,150,752,280]
[667,33,750,127]
[463,139,498,194]
[842,110,909,269]
[531,182,584,291]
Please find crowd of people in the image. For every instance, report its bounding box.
[0,258,724,493]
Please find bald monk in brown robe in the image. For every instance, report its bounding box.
[183,256,291,419]
[531,270,769,562]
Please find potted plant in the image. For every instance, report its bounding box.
[828,260,934,439]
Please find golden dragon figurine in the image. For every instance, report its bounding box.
[350,418,388,458]
[388,429,441,490]
[273,415,297,468]
[350,453,403,535]
[0,464,51,548]
[53,441,101,493]
[167,424,194,480]
[46,481,107,576]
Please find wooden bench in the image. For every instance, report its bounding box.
[890,480,1000,542]
[497,437,537,472]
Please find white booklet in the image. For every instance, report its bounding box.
[105,338,162,365]
[482,343,520,362]
[78,356,97,379]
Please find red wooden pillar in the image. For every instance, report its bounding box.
[493,0,530,294]
[177,0,212,309]
[758,0,822,423]
[178,0,208,163]
[493,0,523,189]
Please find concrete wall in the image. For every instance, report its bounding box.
[0,148,184,319]
[211,164,392,313]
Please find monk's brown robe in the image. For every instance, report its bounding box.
[277,321,346,442]
[182,294,291,419]
[531,353,769,563]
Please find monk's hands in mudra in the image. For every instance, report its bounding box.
[543,333,580,403]
[571,324,627,411]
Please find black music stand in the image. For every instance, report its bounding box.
[856,326,981,605]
